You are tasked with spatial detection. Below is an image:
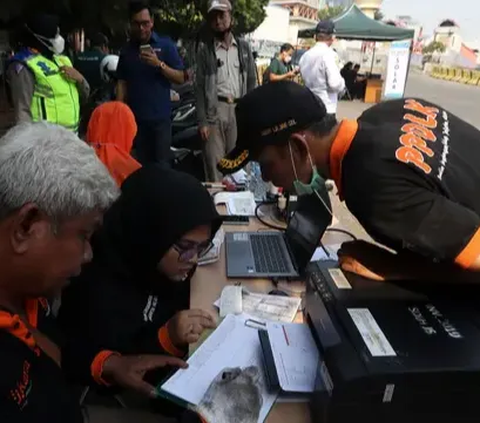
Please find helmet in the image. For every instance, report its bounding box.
[100,54,119,83]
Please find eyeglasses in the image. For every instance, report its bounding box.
[173,240,214,262]
[132,20,151,29]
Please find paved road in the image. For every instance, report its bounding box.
[338,71,480,129]
[405,71,480,129]
[334,70,480,243]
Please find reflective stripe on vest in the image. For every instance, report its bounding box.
[24,54,80,131]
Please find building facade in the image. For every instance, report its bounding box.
[270,0,322,31]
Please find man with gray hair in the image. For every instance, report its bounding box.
[0,123,187,422]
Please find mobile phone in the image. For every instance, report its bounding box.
[221,215,250,225]
[140,44,152,53]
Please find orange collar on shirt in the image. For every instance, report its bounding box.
[328,119,359,200]
[0,299,41,352]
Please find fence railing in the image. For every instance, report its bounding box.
[430,66,480,86]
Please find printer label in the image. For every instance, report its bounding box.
[348,308,397,357]
[328,269,352,289]
[382,384,395,403]
[233,233,249,242]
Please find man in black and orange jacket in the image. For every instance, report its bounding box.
[217,81,480,283]
[0,123,186,423]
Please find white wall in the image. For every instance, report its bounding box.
[251,5,291,43]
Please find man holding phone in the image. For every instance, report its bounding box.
[116,1,185,165]
[267,43,298,83]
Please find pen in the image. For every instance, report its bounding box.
[203,183,227,189]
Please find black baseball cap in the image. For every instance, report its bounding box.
[26,14,59,39]
[315,19,335,35]
[217,81,327,175]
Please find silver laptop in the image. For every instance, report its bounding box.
[225,190,332,278]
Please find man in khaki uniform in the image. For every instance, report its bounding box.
[195,0,257,181]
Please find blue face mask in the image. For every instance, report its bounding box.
[289,142,326,196]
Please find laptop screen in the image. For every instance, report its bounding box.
[285,187,333,272]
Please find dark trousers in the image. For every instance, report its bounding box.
[134,119,172,165]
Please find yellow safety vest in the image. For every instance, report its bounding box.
[24,54,80,131]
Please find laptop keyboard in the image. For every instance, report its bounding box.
[250,235,290,274]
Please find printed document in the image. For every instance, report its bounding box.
[214,290,302,323]
[266,322,319,393]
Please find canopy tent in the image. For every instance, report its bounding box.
[298,4,414,41]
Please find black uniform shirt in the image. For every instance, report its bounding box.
[330,98,480,268]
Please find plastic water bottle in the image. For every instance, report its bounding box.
[246,162,267,202]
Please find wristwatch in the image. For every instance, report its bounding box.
[159,61,167,70]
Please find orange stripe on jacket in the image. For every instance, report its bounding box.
[158,325,184,357]
[329,120,359,199]
[456,228,480,269]
[91,350,120,386]
[87,101,141,186]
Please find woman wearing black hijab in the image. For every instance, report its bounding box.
[59,166,221,399]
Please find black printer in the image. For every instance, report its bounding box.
[305,261,480,423]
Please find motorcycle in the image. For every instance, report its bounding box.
[170,82,205,181]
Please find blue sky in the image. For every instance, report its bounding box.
[381,0,479,43]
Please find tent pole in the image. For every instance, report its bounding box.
[370,42,376,74]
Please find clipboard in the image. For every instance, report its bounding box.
[158,314,278,423]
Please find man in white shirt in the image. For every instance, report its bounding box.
[299,20,345,117]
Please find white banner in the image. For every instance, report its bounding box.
[383,40,412,100]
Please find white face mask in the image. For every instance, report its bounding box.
[284,55,292,64]
[28,25,65,55]
[49,35,65,55]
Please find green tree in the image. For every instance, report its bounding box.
[4,0,269,40]
[374,10,384,21]
[422,41,447,64]
[317,6,344,21]
[193,0,269,35]
[423,41,447,54]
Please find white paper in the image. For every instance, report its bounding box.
[227,192,256,216]
[219,285,243,317]
[267,322,319,393]
[231,169,248,184]
[347,308,396,357]
[310,244,341,262]
[214,290,301,323]
[243,292,301,323]
[214,191,256,216]
[161,314,278,422]
[198,228,224,266]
